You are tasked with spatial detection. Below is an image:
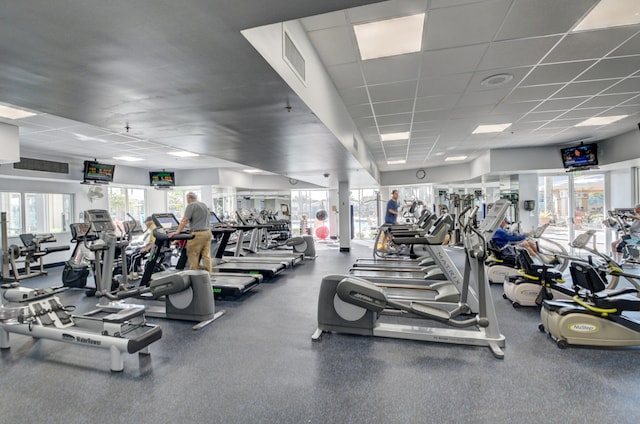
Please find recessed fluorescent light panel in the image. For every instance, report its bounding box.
[354,13,425,60]
[572,0,640,32]
[243,169,261,174]
[380,132,410,142]
[386,159,406,165]
[575,115,628,127]
[472,123,512,134]
[445,156,467,162]
[113,156,143,162]
[0,105,36,119]
[168,151,200,158]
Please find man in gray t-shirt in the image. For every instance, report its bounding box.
[170,192,213,273]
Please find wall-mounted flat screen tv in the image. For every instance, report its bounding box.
[83,160,115,183]
[149,171,175,187]
[560,143,598,169]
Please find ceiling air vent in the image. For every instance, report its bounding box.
[284,31,306,83]
[13,157,69,174]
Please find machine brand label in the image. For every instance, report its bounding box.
[76,336,102,346]
[520,290,539,297]
[568,323,598,333]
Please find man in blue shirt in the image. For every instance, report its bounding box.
[385,190,399,225]
[492,218,538,257]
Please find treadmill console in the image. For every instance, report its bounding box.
[84,209,116,232]
[70,222,98,241]
[152,213,180,230]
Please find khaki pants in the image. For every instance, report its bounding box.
[187,231,213,273]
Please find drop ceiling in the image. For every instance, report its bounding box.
[0,0,639,187]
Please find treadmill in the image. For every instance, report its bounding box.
[225,211,303,266]
[146,213,262,299]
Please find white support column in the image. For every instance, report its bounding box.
[328,189,339,239]
[338,181,350,252]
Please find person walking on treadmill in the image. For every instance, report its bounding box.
[169,192,213,273]
[385,189,400,225]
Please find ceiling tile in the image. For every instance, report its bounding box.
[376,123,411,133]
[421,44,488,77]
[576,56,640,81]
[610,32,640,57]
[556,107,609,120]
[326,62,365,89]
[578,93,638,109]
[376,113,412,127]
[621,95,640,105]
[417,73,473,96]
[414,94,460,111]
[424,0,511,50]
[308,26,358,66]
[492,101,541,115]
[543,26,639,64]
[368,80,418,103]
[495,0,598,40]
[346,0,429,25]
[507,84,565,102]
[449,105,494,119]
[361,53,421,85]
[413,109,450,123]
[458,87,511,107]
[339,86,370,105]
[534,97,590,112]
[603,77,640,94]
[478,35,561,70]
[520,110,566,122]
[372,99,414,116]
[347,103,374,119]
[552,79,618,98]
[300,10,348,31]
[522,61,596,86]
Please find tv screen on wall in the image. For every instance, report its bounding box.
[83,160,115,183]
[560,143,598,169]
[149,171,175,187]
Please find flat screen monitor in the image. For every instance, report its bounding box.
[560,143,598,169]
[149,171,175,187]
[210,211,221,226]
[83,161,115,183]
[153,213,180,229]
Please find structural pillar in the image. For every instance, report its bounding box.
[338,181,350,252]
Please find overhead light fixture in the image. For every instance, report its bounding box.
[0,105,36,120]
[113,156,144,162]
[387,159,406,165]
[572,0,640,32]
[243,169,261,174]
[380,132,410,142]
[472,123,512,134]
[354,13,425,60]
[575,115,628,126]
[168,151,200,158]
[445,156,467,162]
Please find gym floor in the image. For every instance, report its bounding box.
[1,241,639,423]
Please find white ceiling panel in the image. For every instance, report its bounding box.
[469,66,533,91]
[491,101,541,115]
[478,36,561,71]
[578,93,639,109]
[424,0,511,50]
[417,73,473,96]
[421,44,488,77]
[507,84,565,102]
[552,79,617,98]
[377,123,411,133]
[534,97,590,112]
[621,95,640,105]
[307,26,358,66]
[413,109,451,123]
[346,0,428,25]
[326,63,365,89]
[603,77,640,94]
[414,94,460,111]
[520,110,566,122]
[361,53,421,85]
[300,10,348,32]
[543,27,639,64]
[338,86,370,106]
[521,61,596,86]
[449,105,495,119]
[458,88,511,107]
[372,99,414,116]
[610,32,640,57]
[347,103,374,119]
[495,0,598,41]
[576,56,640,81]
[367,80,418,103]
[376,113,412,127]
[558,108,610,120]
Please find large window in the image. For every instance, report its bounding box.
[351,189,379,239]
[212,187,236,220]
[290,189,329,237]
[0,192,23,237]
[1,192,73,236]
[167,188,201,219]
[108,187,146,224]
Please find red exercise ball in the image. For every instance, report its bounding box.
[315,226,329,239]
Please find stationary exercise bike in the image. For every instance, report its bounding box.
[539,261,640,349]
